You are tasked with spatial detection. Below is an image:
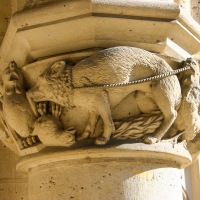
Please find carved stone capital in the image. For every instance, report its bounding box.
[0,47,200,159]
[0,0,200,199]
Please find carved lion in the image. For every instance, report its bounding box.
[27,46,182,145]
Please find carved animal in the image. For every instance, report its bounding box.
[27,46,182,145]
[2,61,36,139]
[168,59,200,141]
[33,114,76,147]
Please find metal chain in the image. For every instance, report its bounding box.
[73,65,191,90]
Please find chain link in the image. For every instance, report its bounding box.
[73,65,191,90]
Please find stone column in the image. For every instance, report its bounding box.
[191,0,200,23]
[189,156,200,200]
[17,143,191,200]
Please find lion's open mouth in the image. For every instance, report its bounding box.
[10,73,19,81]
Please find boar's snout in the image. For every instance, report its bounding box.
[27,85,47,102]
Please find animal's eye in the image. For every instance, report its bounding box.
[192,62,196,65]
[4,69,10,74]
[51,69,57,74]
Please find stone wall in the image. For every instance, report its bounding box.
[0,141,28,200]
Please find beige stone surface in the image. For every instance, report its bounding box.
[27,47,183,146]
[0,0,199,199]
[17,143,191,200]
[0,1,12,46]
[182,156,200,200]
[28,161,183,200]
[0,141,28,200]
[176,0,200,23]
[0,0,199,62]
[0,0,26,46]
[18,143,191,199]
[0,0,199,69]
[190,156,200,200]
[17,143,192,172]
[191,0,200,24]
[0,46,196,155]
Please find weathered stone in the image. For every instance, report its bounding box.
[17,143,191,200]
[0,0,199,199]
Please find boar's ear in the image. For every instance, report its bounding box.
[50,61,66,76]
[11,60,17,67]
[185,58,199,74]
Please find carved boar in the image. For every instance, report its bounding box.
[27,46,182,145]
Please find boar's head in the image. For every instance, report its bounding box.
[27,61,73,115]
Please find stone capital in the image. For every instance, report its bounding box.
[0,0,200,199]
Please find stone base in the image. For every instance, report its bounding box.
[17,142,192,200]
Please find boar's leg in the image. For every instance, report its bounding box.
[94,93,115,145]
[77,112,98,140]
[143,80,178,144]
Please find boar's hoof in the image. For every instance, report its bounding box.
[76,135,85,141]
[95,136,109,145]
[143,136,158,144]
[76,132,90,141]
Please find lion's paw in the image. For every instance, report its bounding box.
[21,136,38,148]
